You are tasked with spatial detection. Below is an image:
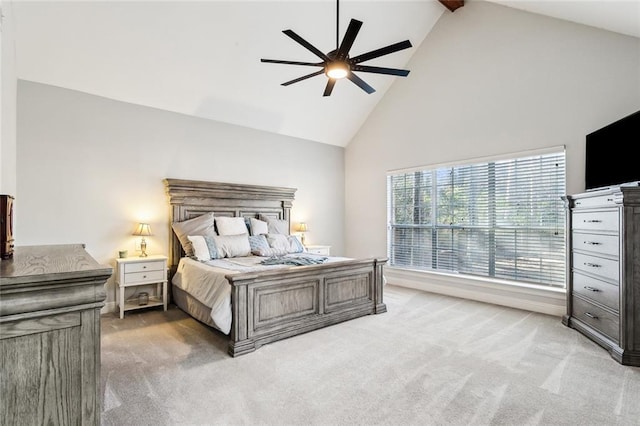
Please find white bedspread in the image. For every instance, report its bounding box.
[172,254,349,335]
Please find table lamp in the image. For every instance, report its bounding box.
[133,223,152,257]
[296,222,308,245]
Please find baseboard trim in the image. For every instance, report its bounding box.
[385,267,566,316]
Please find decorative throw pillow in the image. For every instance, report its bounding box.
[266,233,290,252]
[249,218,269,236]
[248,234,270,253]
[171,213,216,257]
[213,234,251,258]
[287,235,305,253]
[187,235,211,261]
[203,235,221,260]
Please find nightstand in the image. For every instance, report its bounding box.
[305,245,331,256]
[115,255,167,319]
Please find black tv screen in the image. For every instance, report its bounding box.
[585,109,640,191]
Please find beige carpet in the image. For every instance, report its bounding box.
[100,284,640,425]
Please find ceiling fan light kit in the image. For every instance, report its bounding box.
[261,0,412,97]
[325,61,349,79]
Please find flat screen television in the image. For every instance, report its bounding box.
[585,109,640,191]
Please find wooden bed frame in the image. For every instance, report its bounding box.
[164,178,387,357]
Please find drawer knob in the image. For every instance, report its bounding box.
[143,275,147,279]
[584,241,601,245]
[584,312,599,320]
[584,286,600,292]
[584,262,601,268]
[143,266,147,269]
[584,219,602,223]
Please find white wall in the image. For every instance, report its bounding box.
[345,1,640,313]
[17,81,345,310]
[1,0,17,195]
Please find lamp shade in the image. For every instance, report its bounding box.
[133,223,152,237]
[296,222,308,233]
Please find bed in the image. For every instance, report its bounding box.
[164,178,387,357]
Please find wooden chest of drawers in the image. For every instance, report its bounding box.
[563,185,640,366]
[0,244,112,424]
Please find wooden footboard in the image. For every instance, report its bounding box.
[226,258,387,357]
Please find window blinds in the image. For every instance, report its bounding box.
[387,150,566,288]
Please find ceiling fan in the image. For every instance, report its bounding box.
[260,0,413,97]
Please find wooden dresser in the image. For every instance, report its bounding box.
[0,244,112,425]
[563,186,640,366]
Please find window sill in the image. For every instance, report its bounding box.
[385,267,566,316]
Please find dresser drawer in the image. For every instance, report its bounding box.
[124,260,164,273]
[572,296,619,342]
[573,194,617,209]
[124,269,165,284]
[572,231,619,257]
[573,271,619,311]
[572,210,618,232]
[572,252,619,283]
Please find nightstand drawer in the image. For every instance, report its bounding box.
[124,269,165,284]
[305,245,331,256]
[124,261,164,273]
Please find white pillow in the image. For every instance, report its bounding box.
[187,235,211,261]
[250,218,268,236]
[216,216,248,236]
[213,234,251,258]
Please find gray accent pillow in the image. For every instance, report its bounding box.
[249,218,269,236]
[259,215,290,235]
[171,213,216,257]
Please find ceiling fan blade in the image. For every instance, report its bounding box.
[323,79,337,97]
[347,72,375,94]
[283,29,331,62]
[261,59,324,67]
[281,69,325,86]
[335,19,363,60]
[350,40,413,64]
[351,65,410,77]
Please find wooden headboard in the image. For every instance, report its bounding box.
[163,178,297,271]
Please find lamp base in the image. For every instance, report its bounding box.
[139,239,148,257]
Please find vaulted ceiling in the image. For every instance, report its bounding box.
[10,0,640,147]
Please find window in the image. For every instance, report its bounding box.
[387,149,566,288]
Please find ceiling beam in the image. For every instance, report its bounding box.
[438,1,464,12]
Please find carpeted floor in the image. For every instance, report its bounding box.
[100,284,640,426]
